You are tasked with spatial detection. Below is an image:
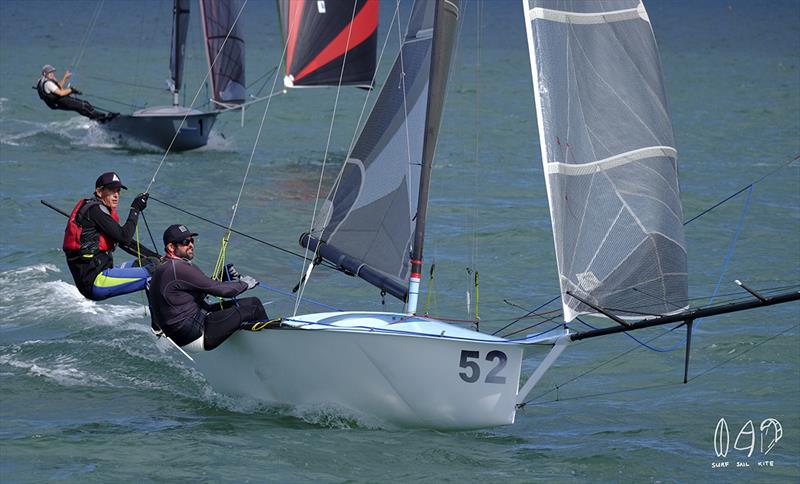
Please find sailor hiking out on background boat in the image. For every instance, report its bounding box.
[149,224,270,352]
[35,64,118,122]
[63,171,155,300]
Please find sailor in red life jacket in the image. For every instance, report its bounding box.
[63,172,154,300]
[149,224,269,351]
[35,64,117,122]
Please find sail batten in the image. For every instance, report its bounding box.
[524,0,688,321]
[530,4,647,24]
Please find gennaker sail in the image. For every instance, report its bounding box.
[278,0,378,88]
[199,0,246,108]
[523,0,688,321]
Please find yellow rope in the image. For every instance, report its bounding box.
[212,231,232,281]
[135,223,148,316]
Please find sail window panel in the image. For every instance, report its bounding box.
[533,15,674,166]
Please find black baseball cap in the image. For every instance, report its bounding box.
[95,171,127,190]
[163,224,198,245]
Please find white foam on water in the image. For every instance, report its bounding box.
[0,264,147,327]
[0,350,110,387]
[198,129,234,151]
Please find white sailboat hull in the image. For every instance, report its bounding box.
[191,312,535,429]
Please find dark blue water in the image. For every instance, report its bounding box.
[1,0,799,481]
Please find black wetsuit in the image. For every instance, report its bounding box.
[37,77,107,121]
[149,258,267,350]
[65,199,142,298]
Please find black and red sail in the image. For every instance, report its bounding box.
[278,0,378,88]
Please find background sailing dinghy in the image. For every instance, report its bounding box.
[188,0,799,430]
[102,0,245,151]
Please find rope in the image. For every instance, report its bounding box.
[148,195,335,269]
[293,0,369,317]
[210,31,289,277]
[139,212,159,256]
[683,155,797,226]
[212,232,232,281]
[145,0,249,194]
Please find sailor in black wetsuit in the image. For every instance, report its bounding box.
[63,171,154,300]
[36,64,117,122]
[149,224,268,351]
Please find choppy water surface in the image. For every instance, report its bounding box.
[1,0,798,482]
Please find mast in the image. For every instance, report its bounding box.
[407,0,460,314]
[170,0,191,107]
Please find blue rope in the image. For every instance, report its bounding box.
[700,184,755,322]
[616,183,756,353]
[255,282,341,311]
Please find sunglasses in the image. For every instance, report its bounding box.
[177,238,194,246]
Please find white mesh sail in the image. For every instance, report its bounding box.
[523,0,688,321]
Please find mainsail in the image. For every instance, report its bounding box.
[301,0,459,302]
[278,0,378,88]
[199,0,246,107]
[169,0,191,103]
[523,0,688,321]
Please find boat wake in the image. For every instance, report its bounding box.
[0,116,119,149]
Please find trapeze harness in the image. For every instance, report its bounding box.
[36,77,62,109]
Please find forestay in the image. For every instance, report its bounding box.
[523,0,688,321]
[300,0,439,301]
[199,0,246,107]
[278,0,378,88]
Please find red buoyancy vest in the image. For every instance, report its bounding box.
[62,199,120,253]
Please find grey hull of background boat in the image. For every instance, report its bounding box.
[101,106,218,151]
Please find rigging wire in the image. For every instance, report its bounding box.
[69,0,105,75]
[209,35,289,280]
[148,195,336,269]
[520,322,799,407]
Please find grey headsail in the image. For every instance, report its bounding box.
[301,0,459,302]
[523,0,688,321]
[199,0,246,107]
[169,0,191,104]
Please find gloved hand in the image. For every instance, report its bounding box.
[224,263,241,281]
[71,87,83,95]
[240,275,259,290]
[131,192,149,212]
